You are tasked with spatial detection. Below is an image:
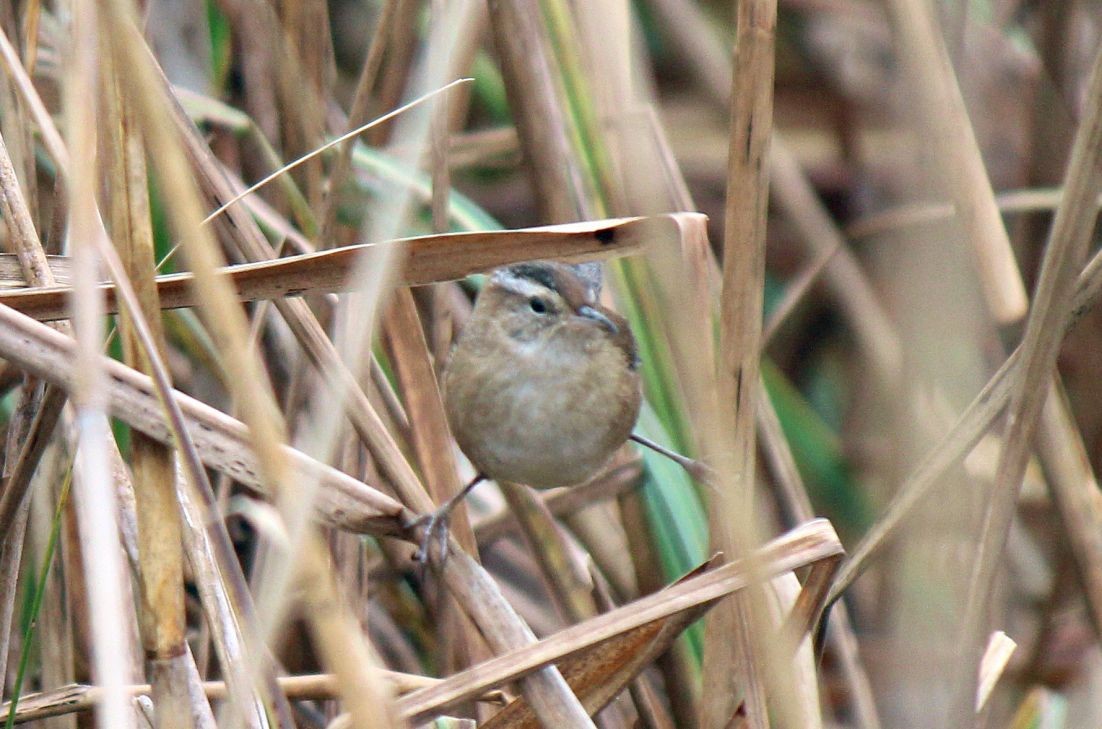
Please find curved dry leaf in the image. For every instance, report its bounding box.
[0,214,700,322]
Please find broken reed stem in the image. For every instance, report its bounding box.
[956,41,1102,719]
[703,0,777,725]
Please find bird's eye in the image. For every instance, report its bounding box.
[528,297,549,314]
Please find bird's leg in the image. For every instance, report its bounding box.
[629,433,716,485]
[413,473,486,568]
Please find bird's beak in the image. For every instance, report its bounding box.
[577,305,619,334]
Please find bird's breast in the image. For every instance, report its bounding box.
[444,334,641,488]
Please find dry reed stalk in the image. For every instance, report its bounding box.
[368,0,420,146]
[703,0,778,725]
[843,188,1099,241]
[381,290,474,549]
[429,0,450,235]
[3,673,507,725]
[500,482,600,623]
[882,0,1028,324]
[100,52,196,729]
[380,289,486,675]
[1036,384,1102,639]
[486,0,598,223]
[956,41,1102,719]
[277,0,333,215]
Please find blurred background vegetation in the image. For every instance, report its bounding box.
[1,0,1102,727]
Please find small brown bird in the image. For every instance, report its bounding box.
[415,261,642,563]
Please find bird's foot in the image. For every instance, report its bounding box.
[409,474,486,576]
[411,506,453,571]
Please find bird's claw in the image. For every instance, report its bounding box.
[412,508,452,573]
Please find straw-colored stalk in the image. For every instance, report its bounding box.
[702,0,778,726]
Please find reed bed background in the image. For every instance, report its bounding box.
[0,0,1100,727]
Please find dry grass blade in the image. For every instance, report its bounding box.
[65,4,140,728]
[398,520,842,724]
[1037,384,1102,640]
[485,0,597,223]
[0,213,671,320]
[976,632,1016,713]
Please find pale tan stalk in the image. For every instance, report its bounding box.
[882,0,1027,324]
[702,0,778,726]
[381,290,485,674]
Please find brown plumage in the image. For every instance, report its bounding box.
[443,262,642,488]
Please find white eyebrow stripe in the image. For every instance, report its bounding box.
[492,270,554,299]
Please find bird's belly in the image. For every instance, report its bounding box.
[451,368,635,488]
